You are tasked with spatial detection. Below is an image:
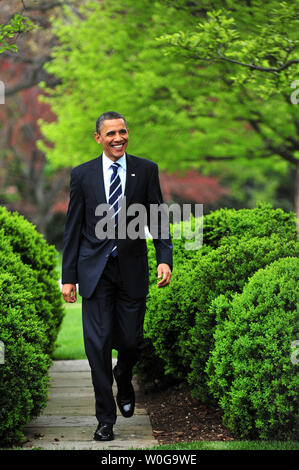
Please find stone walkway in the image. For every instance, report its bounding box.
[22,359,156,450]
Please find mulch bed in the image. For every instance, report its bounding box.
[137,381,234,445]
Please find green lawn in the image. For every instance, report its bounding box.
[144,440,299,451]
[53,301,117,359]
[53,302,86,360]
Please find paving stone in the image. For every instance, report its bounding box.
[24,421,153,441]
[22,360,156,451]
[50,372,94,388]
[22,439,156,450]
[42,400,145,416]
[49,387,95,398]
[26,414,150,428]
[50,359,91,372]
[49,371,140,392]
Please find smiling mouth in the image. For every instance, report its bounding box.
[111,143,125,150]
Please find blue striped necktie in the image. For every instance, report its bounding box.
[109,162,122,257]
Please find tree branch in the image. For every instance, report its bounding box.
[21,1,66,11]
[171,44,299,74]
[216,48,299,73]
[5,54,61,95]
[267,144,298,165]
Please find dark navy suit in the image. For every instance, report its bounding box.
[62,153,172,424]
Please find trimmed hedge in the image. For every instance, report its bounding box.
[187,234,298,401]
[146,234,298,397]
[135,216,209,382]
[202,203,297,248]
[0,206,64,354]
[146,215,207,285]
[0,272,51,445]
[138,204,297,396]
[0,207,64,445]
[143,249,201,380]
[206,257,299,439]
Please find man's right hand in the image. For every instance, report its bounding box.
[62,284,77,303]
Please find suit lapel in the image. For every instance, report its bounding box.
[90,154,106,204]
[124,153,138,206]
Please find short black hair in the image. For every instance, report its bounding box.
[96,111,127,133]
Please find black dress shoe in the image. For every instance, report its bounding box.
[94,423,114,441]
[113,366,135,418]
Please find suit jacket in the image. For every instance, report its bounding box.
[62,153,173,299]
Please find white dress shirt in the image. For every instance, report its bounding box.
[102,152,127,202]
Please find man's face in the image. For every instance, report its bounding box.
[94,118,129,161]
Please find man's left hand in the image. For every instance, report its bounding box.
[157,263,172,288]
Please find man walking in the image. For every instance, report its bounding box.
[61,111,172,441]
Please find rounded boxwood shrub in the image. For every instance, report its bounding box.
[206,257,299,440]
[135,215,208,383]
[0,269,51,445]
[0,208,64,445]
[147,215,205,284]
[146,234,298,398]
[187,234,298,401]
[0,206,64,354]
[0,230,54,355]
[136,205,297,386]
[143,249,202,380]
[203,203,297,249]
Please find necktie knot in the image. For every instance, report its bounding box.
[111,162,120,175]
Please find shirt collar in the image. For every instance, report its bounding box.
[102,152,127,172]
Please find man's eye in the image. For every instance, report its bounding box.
[106,129,127,136]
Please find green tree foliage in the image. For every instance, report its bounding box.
[206,257,299,439]
[0,13,36,53]
[159,1,298,98]
[39,0,298,215]
[39,0,296,169]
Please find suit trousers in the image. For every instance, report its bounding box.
[82,255,146,424]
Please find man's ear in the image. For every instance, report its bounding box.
[94,132,101,144]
